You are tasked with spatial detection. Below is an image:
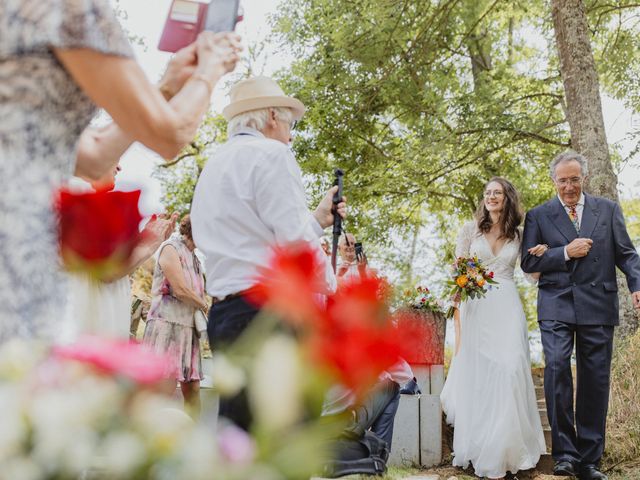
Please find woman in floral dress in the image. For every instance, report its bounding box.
[144,215,207,417]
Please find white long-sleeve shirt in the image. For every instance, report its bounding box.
[191,128,336,298]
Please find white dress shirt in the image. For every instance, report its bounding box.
[559,193,585,261]
[191,128,337,298]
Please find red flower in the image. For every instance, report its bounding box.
[56,188,143,281]
[314,276,422,396]
[53,336,174,385]
[489,271,495,279]
[246,242,325,327]
[248,244,425,396]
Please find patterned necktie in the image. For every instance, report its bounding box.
[567,204,580,233]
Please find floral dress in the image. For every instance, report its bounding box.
[144,236,205,383]
[0,0,133,342]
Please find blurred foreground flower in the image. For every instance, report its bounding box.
[248,243,423,397]
[56,188,143,281]
[53,336,174,385]
[247,243,325,326]
[0,338,276,480]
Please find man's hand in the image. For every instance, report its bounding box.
[566,238,593,259]
[313,185,347,229]
[632,291,640,309]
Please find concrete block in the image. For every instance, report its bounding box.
[412,364,431,394]
[388,395,420,467]
[429,365,444,395]
[419,394,442,467]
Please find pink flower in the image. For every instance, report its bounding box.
[52,336,174,385]
[217,425,256,464]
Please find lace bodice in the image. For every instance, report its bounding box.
[455,221,523,281]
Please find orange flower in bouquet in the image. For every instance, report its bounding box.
[446,254,498,318]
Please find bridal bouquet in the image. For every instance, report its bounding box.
[445,255,498,317]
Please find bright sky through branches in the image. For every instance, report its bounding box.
[113,0,640,216]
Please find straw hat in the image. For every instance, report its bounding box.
[222,76,306,121]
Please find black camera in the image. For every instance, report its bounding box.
[354,242,364,262]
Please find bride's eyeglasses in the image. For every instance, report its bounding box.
[484,190,504,197]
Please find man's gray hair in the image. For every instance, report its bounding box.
[338,233,356,246]
[549,150,589,179]
[227,107,294,136]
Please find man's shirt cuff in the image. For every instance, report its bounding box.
[311,216,325,237]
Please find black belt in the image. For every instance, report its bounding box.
[212,288,254,304]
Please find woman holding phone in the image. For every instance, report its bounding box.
[0,0,241,343]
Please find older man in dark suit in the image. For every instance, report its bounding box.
[521,151,640,480]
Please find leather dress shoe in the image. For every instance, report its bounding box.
[578,465,607,480]
[553,460,577,476]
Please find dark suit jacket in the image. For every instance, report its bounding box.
[521,194,640,325]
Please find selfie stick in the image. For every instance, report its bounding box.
[331,169,344,273]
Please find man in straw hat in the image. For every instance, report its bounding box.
[191,76,346,430]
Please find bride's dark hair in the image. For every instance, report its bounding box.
[475,177,523,241]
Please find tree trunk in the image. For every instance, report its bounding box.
[551,0,639,338]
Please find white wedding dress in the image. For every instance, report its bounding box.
[441,221,545,479]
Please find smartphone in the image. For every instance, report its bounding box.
[158,0,240,53]
[204,0,241,33]
[355,242,363,261]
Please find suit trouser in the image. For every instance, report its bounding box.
[345,379,401,449]
[208,296,261,431]
[539,320,614,466]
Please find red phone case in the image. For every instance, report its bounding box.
[158,0,209,53]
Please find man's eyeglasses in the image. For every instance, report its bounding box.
[555,177,582,187]
[290,120,298,131]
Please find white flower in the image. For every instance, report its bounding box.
[174,428,218,479]
[249,335,304,432]
[101,431,146,476]
[0,388,28,461]
[0,340,43,380]
[130,395,192,456]
[209,353,246,396]
[0,458,44,480]
[59,428,100,474]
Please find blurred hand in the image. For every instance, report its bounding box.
[195,31,242,79]
[158,43,198,100]
[528,244,549,257]
[566,238,593,259]
[313,185,347,229]
[632,291,640,309]
[144,213,178,244]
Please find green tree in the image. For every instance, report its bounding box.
[272,0,565,248]
[155,115,228,216]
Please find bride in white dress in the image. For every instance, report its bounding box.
[441,177,547,479]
